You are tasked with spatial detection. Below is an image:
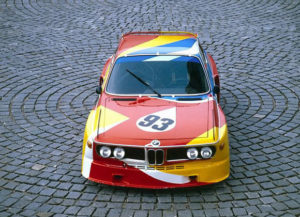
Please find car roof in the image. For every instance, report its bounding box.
[115,31,200,58]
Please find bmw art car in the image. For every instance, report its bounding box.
[82,31,230,188]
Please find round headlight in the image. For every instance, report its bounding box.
[99,146,111,158]
[187,148,198,160]
[113,147,125,159]
[201,147,212,159]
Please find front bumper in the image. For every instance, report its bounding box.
[83,155,230,189]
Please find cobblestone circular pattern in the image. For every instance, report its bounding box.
[0,0,299,217]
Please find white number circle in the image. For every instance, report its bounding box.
[136,107,176,132]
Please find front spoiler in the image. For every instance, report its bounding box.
[83,157,230,189]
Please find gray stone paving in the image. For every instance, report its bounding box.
[0,0,299,216]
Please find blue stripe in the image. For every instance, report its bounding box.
[129,38,197,55]
[156,94,210,101]
[116,55,201,63]
[116,56,150,62]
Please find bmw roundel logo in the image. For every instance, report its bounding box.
[151,140,160,147]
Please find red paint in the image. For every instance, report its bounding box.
[85,32,229,188]
[115,32,197,58]
[94,94,219,146]
[102,56,112,76]
[116,35,158,57]
[89,161,210,189]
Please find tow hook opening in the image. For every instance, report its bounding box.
[189,175,197,181]
[113,174,123,181]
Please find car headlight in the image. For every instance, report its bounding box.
[99,146,111,158]
[113,147,125,159]
[201,147,212,159]
[187,148,198,160]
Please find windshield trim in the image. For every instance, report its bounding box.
[104,54,211,97]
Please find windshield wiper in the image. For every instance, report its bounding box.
[126,69,162,98]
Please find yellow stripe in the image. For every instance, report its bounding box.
[81,109,96,170]
[187,127,216,145]
[119,35,191,57]
[151,124,229,182]
[81,106,129,170]
[99,106,129,129]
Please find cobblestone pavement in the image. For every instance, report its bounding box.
[0,0,299,216]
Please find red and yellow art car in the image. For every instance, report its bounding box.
[82,31,230,188]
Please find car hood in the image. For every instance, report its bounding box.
[94,96,219,147]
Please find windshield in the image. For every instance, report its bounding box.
[106,55,209,95]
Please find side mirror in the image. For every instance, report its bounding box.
[213,85,220,94]
[97,77,104,95]
[214,75,220,87]
[96,86,102,95]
